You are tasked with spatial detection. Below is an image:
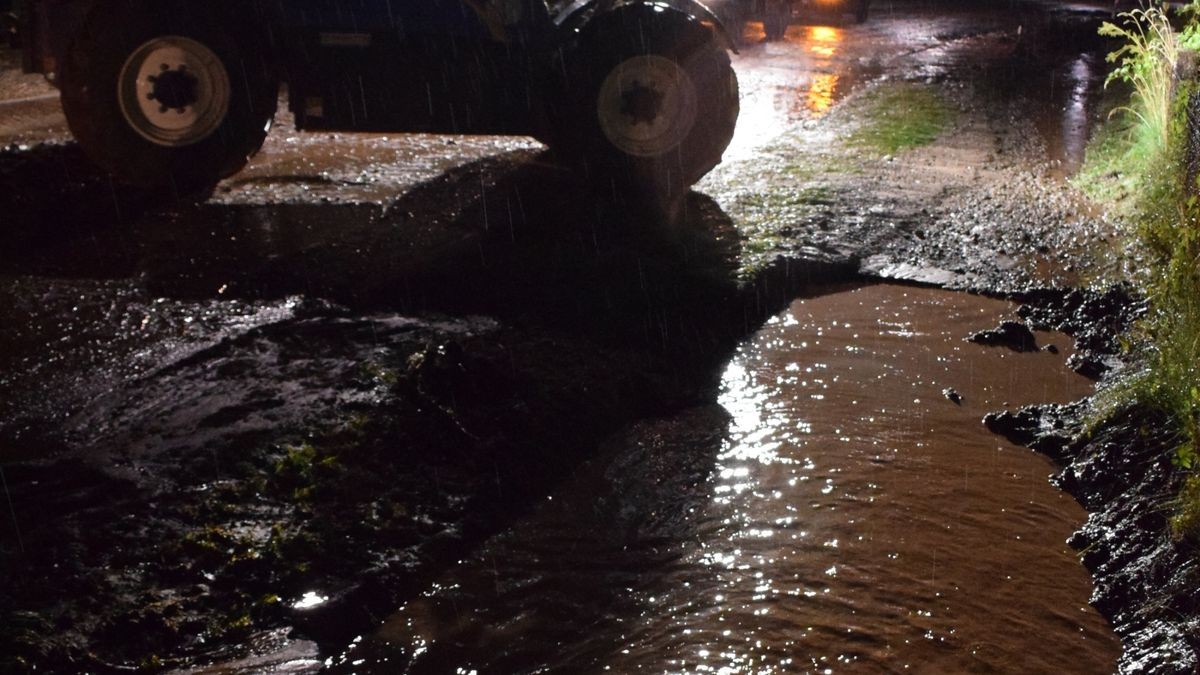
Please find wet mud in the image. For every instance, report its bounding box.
[0,308,712,671]
[703,0,1120,292]
[1,169,864,671]
[0,0,1165,671]
[0,138,854,672]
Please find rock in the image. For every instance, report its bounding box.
[983,401,1085,463]
[942,387,963,404]
[1067,350,1110,380]
[967,320,1039,352]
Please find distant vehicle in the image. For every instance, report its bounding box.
[722,0,869,40]
[13,0,740,212]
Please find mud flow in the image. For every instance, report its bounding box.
[331,285,1119,673]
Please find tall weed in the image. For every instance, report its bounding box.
[1086,2,1200,536]
[1099,5,1185,157]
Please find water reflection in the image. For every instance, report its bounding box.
[797,26,842,116]
[804,26,842,58]
[600,285,1117,673]
[806,73,841,116]
[1059,53,1098,173]
[723,23,853,160]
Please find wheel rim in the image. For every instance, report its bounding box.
[597,54,698,158]
[118,36,231,147]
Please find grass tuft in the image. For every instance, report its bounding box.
[1172,472,1200,534]
[848,83,955,154]
[1099,5,1184,157]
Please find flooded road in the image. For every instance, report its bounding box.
[723,3,1111,170]
[332,285,1118,673]
[0,1,1134,670]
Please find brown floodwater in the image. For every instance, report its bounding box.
[329,284,1119,673]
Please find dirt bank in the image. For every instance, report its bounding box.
[982,283,1200,673]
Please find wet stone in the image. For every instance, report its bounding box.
[983,401,1086,464]
[967,319,1039,352]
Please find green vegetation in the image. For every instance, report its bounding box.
[734,185,832,211]
[1101,5,1187,155]
[847,82,955,154]
[1073,109,1146,210]
[1078,4,1200,224]
[272,441,342,502]
[1081,2,1200,537]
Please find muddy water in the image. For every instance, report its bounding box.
[330,285,1119,673]
[1040,52,1105,174]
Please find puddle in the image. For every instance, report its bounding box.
[962,12,1110,176]
[330,285,1120,673]
[1031,51,1106,176]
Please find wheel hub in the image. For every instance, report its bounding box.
[118,36,232,147]
[147,64,200,113]
[619,79,666,126]
[597,55,697,158]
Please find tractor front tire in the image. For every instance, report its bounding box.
[560,9,740,221]
[60,2,278,192]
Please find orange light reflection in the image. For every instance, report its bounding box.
[743,19,766,42]
[806,73,840,117]
[805,25,841,58]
